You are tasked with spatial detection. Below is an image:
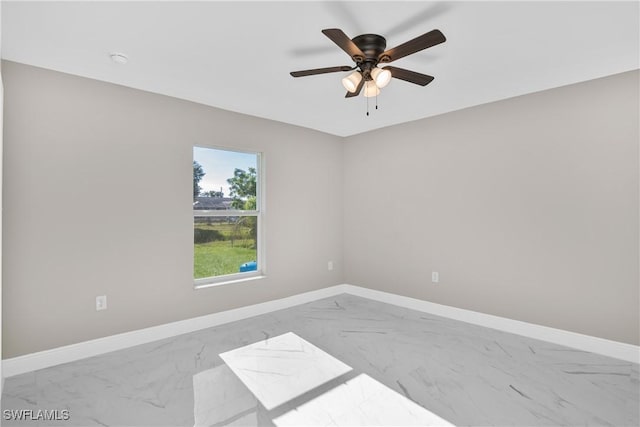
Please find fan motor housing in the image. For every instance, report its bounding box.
[352,34,387,60]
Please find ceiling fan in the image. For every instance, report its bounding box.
[290,28,446,98]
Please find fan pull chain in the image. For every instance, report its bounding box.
[366,93,369,116]
[376,92,378,110]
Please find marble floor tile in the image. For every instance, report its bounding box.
[2,293,638,426]
[273,373,453,427]
[193,365,257,427]
[220,332,352,410]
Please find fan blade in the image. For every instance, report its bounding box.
[290,66,353,77]
[379,29,446,63]
[322,28,365,62]
[345,78,365,98]
[385,66,434,86]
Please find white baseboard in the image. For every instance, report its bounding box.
[2,285,350,378]
[3,284,638,378]
[341,285,640,364]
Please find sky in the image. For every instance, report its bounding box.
[194,146,257,197]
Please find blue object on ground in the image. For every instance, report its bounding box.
[239,261,258,272]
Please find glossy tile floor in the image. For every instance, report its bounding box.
[2,294,639,426]
[219,332,353,411]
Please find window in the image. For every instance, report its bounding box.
[193,146,262,287]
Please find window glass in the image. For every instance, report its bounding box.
[193,147,261,284]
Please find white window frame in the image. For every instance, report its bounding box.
[193,147,264,289]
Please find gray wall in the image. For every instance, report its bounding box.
[3,61,638,358]
[2,61,344,358]
[344,70,639,345]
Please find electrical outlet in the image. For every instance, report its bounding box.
[328,261,334,271]
[431,272,439,283]
[96,295,107,311]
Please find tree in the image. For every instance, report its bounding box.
[193,161,205,199]
[227,167,257,248]
[227,167,256,209]
[203,190,224,198]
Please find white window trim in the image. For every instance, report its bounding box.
[193,150,264,289]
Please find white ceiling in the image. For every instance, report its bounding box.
[2,1,639,137]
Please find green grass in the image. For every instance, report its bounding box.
[193,220,256,279]
[194,241,256,278]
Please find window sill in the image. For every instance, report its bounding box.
[194,273,266,290]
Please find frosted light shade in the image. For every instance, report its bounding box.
[342,71,363,93]
[363,80,380,97]
[371,67,392,88]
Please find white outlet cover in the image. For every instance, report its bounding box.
[431,272,439,283]
[96,295,107,311]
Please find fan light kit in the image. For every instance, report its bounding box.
[291,28,446,115]
[363,80,380,98]
[341,71,362,93]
